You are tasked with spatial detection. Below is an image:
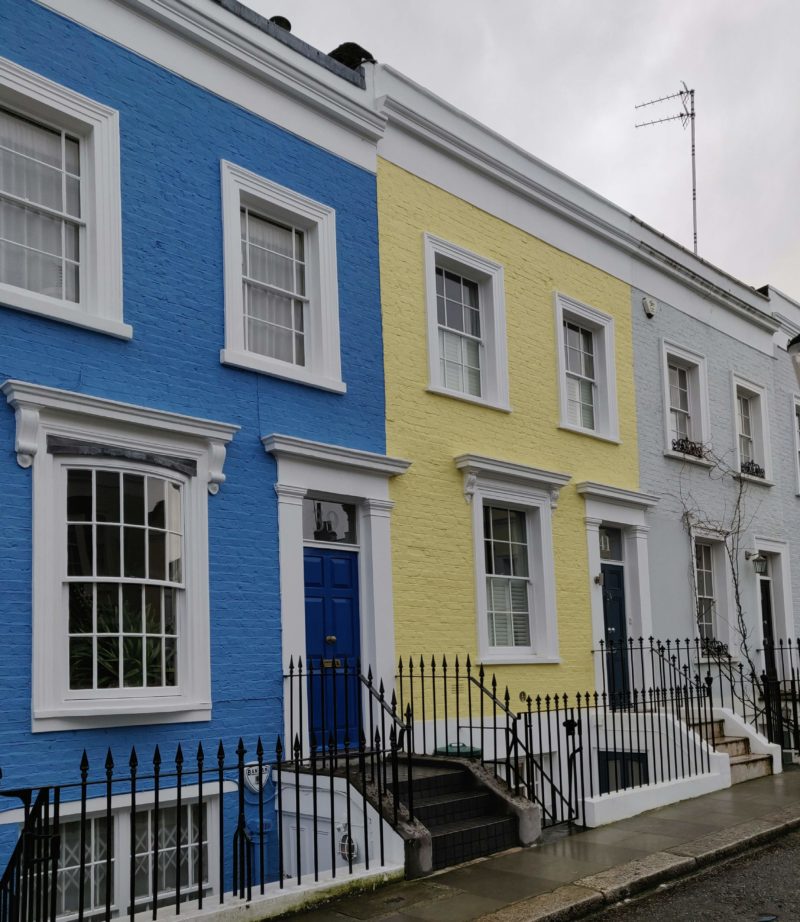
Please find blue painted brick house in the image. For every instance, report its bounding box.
[0,1,407,913]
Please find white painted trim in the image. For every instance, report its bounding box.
[2,380,238,731]
[660,340,711,453]
[220,160,344,392]
[422,233,510,411]
[455,454,563,662]
[576,482,659,511]
[554,293,619,441]
[264,435,409,715]
[35,0,385,172]
[715,707,783,775]
[732,373,773,482]
[791,393,800,495]
[263,434,411,478]
[0,56,125,333]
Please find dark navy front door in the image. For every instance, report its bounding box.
[304,548,361,747]
[602,563,629,705]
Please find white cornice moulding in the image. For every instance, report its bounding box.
[576,481,659,511]
[263,434,411,478]
[35,0,385,146]
[2,380,239,492]
[454,453,571,508]
[375,69,778,335]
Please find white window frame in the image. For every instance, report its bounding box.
[455,454,569,664]
[732,374,772,484]
[690,530,733,650]
[554,293,618,441]
[220,160,344,393]
[0,57,126,338]
[660,341,710,464]
[792,395,800,496]
[2,379,238,731]
[0,786,226,920]
[423,234,510,411]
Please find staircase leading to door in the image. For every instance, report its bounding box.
[690,717,773,784]
[397,762,520,871]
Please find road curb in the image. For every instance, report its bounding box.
[475,804,800,922]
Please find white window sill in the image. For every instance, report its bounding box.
[426,384,511,413]
[32,700,211,732]
[220,348,346,393]
[558,423,620,444]
[663,449,713,467]
[736,472,774,487]
[0,286,132,339]
[479,653,561,666]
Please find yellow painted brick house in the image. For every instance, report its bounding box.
[374,67,658,701]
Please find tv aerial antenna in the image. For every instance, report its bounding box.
[635,81,697,254]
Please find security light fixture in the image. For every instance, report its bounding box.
[745,551,768,575]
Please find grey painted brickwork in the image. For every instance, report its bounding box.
[632,286,800,648]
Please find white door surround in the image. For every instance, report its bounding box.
[263,435,411,693]
[577,482,658,690]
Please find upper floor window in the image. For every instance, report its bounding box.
[555,294,618,441]
[733,376,770,482]
[220,161,344,393]
[0,58,126,338]
[661,342,709,461]
[423,234,509,411]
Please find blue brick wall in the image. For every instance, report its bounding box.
[0,0,385,813]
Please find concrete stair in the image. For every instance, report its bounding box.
[397,763,518,871]
[688,718,772,784]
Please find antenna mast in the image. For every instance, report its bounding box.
[635,82,697,255]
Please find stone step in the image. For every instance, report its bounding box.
[413,789,497,827]
[394,764,474,799]
[686,718,725,740]
[729,753,773,784]
[712,735,751,758]
[429,814,517,870]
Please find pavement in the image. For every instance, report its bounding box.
[280,768,800,922]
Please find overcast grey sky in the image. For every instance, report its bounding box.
[243,1,800,300]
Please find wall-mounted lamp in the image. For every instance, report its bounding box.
[788,333,800,387]
[745,551,768,575]
[593,573,604,586]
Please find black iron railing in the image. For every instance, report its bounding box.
[596,636,800,755]
[0,724,403,922]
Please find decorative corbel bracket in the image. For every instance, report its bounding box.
[13,403,40,469]
[463,471,478,504]
[206,440,228,495]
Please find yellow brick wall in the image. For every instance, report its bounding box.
[379,159,638,700]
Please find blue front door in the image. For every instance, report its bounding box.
[304,548,361,748]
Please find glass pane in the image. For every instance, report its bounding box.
[167,482,182,534]
[164,589,176,634]
[65,136,80,175]
[463,279,479,308]
[510,542,529,578]
[436,294,446,325]
[599,527,623,560]
[124,473,145,525]
[489,507,509,541]
[510,580,530,612]
[148,477,166,528]
[67,524,93,576]
[509,509,527,543]
[122,584,142,633]
[484,539,493,574]
[67,469,92,522]
[168,533,182,583]
[0,200,62,254]
[96,471,119,523]
[0,146,62,210]
[445,299,464,332]
[69,583,93,633]
[96,583,119,633]
[295,331,305,367]
[96,636,119,688]
[96,524,120,577]
[149,530,165,581]
[302,499,357,543]
[124,527,146,578]
[0,109,62,165]
[69,637,93,689]
[512,609,531,646]
[247,212,292,255]
[66,175,80,218]
[146,637,163,686]
[122,636,144,687]
[145,586,162,633]
[492,542,512,575]
[465,366,481,396]
[64,262,79,303]
[165,638,177,686]
[443,271,461,301]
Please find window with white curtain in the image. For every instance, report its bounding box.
[483,505,531,647]
[0,107,82,302]
[0,59,125,336]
